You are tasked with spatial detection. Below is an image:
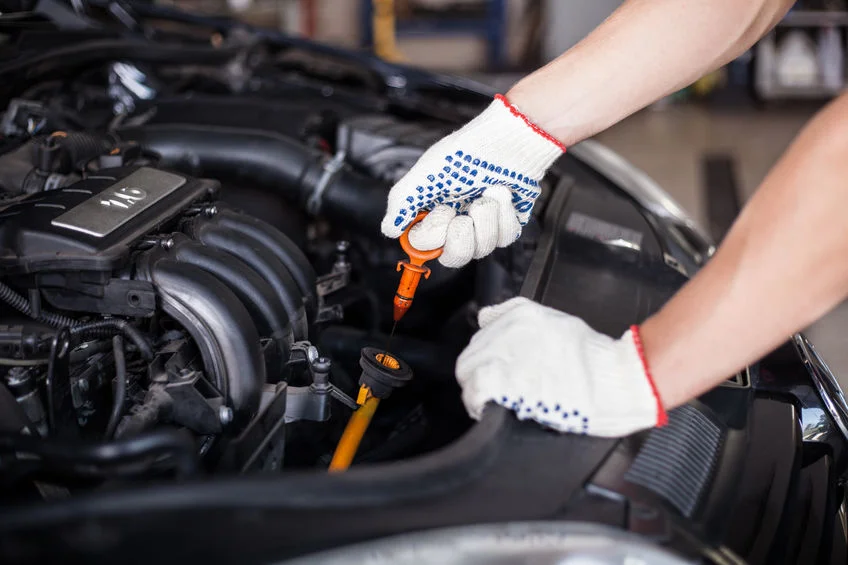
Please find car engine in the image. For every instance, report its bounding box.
[0,47,511,498]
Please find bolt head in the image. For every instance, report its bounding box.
[312,356,331,373]
[160,238,174,250]
[78,378,89,392]
[204,206,218,217]
[387,75,407,89]
[219,405,233,425]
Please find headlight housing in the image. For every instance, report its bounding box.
[794,333,848,444]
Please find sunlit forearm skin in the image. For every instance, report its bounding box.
[507,0,793,146]
[642,93,848,408]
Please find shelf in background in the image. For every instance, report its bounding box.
[779,10,848,27]
[756,83,844,100]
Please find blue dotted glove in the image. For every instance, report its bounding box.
[381,95,564,267]
[456,298,668,437]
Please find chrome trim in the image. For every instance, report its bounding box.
[793,334,848,443]
[276,521,691,565]
[568,139,716,263]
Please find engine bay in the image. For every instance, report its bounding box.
[0,4,716,502]
[0,32,535,499]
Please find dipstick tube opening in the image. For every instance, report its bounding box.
[327,350,411,472]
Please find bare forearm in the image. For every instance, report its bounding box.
[507,0,792,146]
[642,94,848,408]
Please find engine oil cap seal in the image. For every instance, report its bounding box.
[358,347,412,399]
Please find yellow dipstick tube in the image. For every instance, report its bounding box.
[328,354,399,472]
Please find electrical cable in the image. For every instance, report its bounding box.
[0,428,199,479]
[69,320,154,361]
[104,336,127,440]
[0,280,76,328]
[0,280,154,360]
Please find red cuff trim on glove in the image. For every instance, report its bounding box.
[494,94,567,153]
[630,325,669,427]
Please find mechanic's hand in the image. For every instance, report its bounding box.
[455,297,668,437]
[380,95,564,268]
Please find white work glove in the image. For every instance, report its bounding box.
[381,94,565,268]
[455,297,668,438]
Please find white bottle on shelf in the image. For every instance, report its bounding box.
[776,30,819,88]
[819,26,844,91]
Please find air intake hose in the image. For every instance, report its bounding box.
[118,124,388,233]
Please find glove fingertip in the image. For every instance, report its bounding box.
[476,306,499,328]
[438,252,471,269]
[467,197,499,260]
[381,212,411,238]
[479,185,522,248]
[407,204,454,250]
[477,296,533,327]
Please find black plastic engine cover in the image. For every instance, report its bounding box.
[0,166,217,274]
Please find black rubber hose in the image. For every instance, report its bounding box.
[69,320,154,361]
[0,428,199,479]
[0,39,238,78]
[105,336,127,440]
[46,132,113,172]
[0,133,112,193]
[118,124,389,234]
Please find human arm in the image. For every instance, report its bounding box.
[508,0,794,146]
[643,92,848,408]
[382,0,794,266]
[457,93,848,436]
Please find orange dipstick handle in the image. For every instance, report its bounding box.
[393,211,443,321]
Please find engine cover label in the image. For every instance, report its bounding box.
[51,167,186,238]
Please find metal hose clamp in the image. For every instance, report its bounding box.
[306,149,346,216]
